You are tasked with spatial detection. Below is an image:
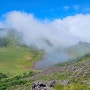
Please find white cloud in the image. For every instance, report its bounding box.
[1,11,90,50]
[64,14,90,42]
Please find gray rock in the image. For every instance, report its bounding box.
[31,80,69,90]
[61,80,69,85]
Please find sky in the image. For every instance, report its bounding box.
[0,0,90,50]
[0,0,90,19]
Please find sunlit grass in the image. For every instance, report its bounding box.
[0,46,42,77]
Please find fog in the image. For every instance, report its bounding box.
[0,11,90,69]
[4,11,80,50]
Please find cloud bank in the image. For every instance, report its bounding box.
[0,11,90,51]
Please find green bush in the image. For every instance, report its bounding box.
[0,73,7,80]
[0,38,9,47]
[28,71,35,76]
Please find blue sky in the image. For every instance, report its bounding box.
[0,0,90,19]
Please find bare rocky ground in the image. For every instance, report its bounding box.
[8,59,90,90]
[11,54,89,90]
[30,60,90,79]
[25,58,90,90]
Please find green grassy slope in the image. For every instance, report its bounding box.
[0,47,41,75]
[65,42,90,58]
[0,46,42,77]
[0,29,90,90]
[2,53,89,90]
[0,29,43,77]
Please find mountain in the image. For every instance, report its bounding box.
[0,28,25,47]
[0,28,9,38]
[0,53,89,90]
[0,28,90,90]
[65,41,90,58]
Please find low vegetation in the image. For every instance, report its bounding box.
[0,30,90,90]
[54,84,90,90]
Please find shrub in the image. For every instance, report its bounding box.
[28,71,35,76]
[0,73,7,80]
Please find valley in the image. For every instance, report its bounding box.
[0,29,90,90]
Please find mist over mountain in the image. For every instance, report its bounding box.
[0,0,90,89]
[0,28,8,38]
[1,11,90,68]
[1,11,90,50]
[66,41,90,58]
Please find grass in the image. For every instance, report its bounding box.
[54,83,90,90]
[36,72,71,81]
[0,46,42,77]
[0,51,90,90]
[0,39,90,90]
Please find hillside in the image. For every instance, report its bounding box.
[0,46,42,76]
[0,29,43,77]
[0,28,90,90]
[0,53,89,90]
[65,41,90,58]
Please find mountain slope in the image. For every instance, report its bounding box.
[66,41,90,58]
[1,53,89,90]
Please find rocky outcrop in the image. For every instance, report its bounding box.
[31,81,55,90]
[31,80,69,90]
